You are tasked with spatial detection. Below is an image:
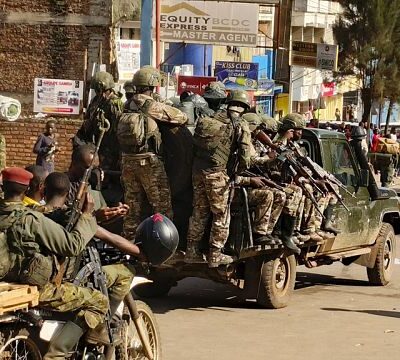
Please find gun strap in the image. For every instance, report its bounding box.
[52,256,66,287]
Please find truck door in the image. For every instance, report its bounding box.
[327,139,370,249]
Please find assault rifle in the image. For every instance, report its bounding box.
[287,165,325,219]
[276,146,326,196]
[287,142,354,212]
[242,168,285,192]
[65,118,111,231]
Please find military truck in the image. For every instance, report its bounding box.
[135,129,400,309]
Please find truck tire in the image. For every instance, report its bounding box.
[256,253,296,309]
[367,223,395,286]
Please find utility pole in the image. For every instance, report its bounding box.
[140,0,152,66]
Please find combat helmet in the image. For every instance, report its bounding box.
[226,90,251,108]
[133,66,161,87]
[242,113,261,132]
[351,125,367,139]
[91,71,115,93]
[279,113,306,132]
[260,114,281,133]
[123,81,135,94]
[203,81,227,99]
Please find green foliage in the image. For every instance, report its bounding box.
[333,0,400,120]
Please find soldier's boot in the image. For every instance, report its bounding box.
[280,215,301,255]
[316,230,335,240]
[208,249,233,268]
[253,233,276,246]
[322,205,341,235]
[44,321,84,360]
[293,232,310,242]
[184,242,206,263]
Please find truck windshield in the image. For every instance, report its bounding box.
[330,141,356,186]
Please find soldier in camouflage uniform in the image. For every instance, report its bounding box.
[75,71,124,171]
[185,89,251,267]
[0,167,102,359]
[118,66,188,240]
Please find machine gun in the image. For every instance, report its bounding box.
[287,141,354,212]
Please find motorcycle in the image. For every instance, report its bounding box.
[0,242,162,360]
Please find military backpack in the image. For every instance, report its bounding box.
[376,138,400,155]
[0,208,54,287]
[117,111,161,155]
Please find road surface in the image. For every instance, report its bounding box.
[145,252,400,360]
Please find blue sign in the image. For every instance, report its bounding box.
[214,61,258,90]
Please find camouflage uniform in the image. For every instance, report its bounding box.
[32,204,134,329]
[120,93,187,238]
[235,175,274,236]
[186,109,251,262]
[0,201,108,329]
[75,72,124,171]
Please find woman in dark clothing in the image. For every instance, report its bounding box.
[33,120,58,173]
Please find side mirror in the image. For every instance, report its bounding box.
[359,169,369,187]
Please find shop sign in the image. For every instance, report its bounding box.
[160,1,259,46]
[177,75,217,95]
[214,61,258,90]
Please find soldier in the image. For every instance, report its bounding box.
[292,119,339,237]
[75,71,123,171]
[239,113,283,245]
[202,81,227,113]
[123,80,135,111]
[0,167,103,359]
[118,66,188,240]
[185,89,251,267]
[23,164,48,206]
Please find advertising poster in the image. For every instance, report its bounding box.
[214,61,258,90]
[160,0,259,46]
[177,75,217,95]
[116,40,141,81]
[34,78,83,115]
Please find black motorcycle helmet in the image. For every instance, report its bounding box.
[135,214,179,265]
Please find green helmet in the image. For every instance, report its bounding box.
[279,113,306,132]
[242,113,261,132]
[226,90,251,108]
[91,71,115,92]
[203,81,226,99]
[260,115,280,133]
[123,81,135,93]
[132,66,161,87]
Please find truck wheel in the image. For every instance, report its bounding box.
[133,279,174,298]
[256,253,296,309]
[367,223,395,286]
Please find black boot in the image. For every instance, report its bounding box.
[44,321,84,360]
[253,233,276,246]
[322,205,340,235]
[281,215,301,255]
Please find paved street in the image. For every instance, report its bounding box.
[146,248,400,360]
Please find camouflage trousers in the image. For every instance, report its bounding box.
[267,188,286,234]
[296,183,316,233]
[282,184,303,217]
[39,264,134,329]
[247,188,274,235]
[314,185,339,229]
[121,154,173,239]
[187,170,230,250]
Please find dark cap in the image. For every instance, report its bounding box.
[2,167,33,186]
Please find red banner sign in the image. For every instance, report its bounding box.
[321,82,336,97]
[177,75,217,95]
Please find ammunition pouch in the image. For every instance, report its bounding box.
[20,253,54,287]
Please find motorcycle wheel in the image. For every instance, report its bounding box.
[116,299,162,360]
[0,328,41,360]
